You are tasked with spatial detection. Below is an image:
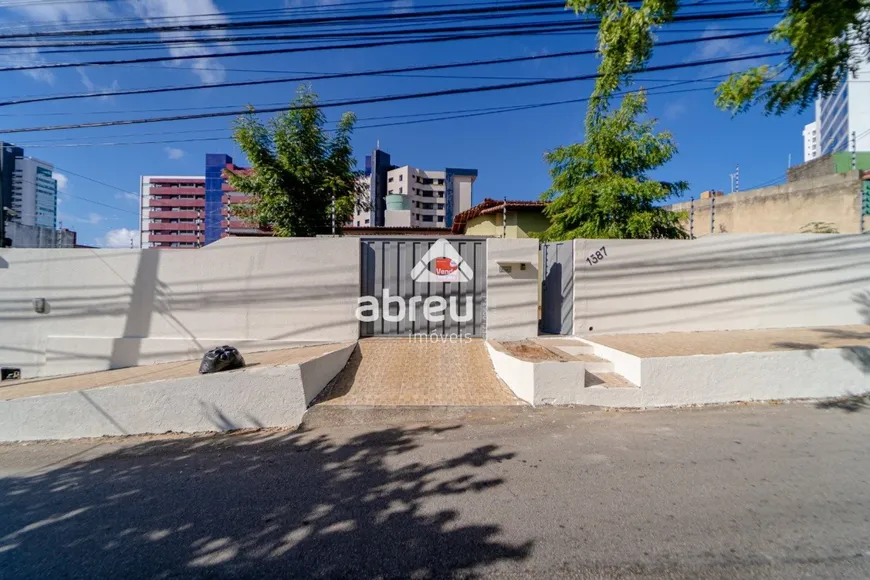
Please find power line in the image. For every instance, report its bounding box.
[2,73,733,121]
[0,2,571,39]
[17,80,727,149]
[0,9,781,74]
[0,2,770,40]
[0,30,772,108]
[0,9,572,49]
[1,52,787,135]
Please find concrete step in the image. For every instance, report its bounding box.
[585,371,639,389]
[532,338,595,357]
[555,345,596,357]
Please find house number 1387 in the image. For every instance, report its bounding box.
[586,246,607,266]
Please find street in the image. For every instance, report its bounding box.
[1,403,869,579]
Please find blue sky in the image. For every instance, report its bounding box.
[0,0,810,247]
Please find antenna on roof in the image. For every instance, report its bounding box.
[376,139,380,150]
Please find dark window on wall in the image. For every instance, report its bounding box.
[422,215,433,222]
[399,175,403,181]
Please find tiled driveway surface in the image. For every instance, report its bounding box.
[316,338,524,407]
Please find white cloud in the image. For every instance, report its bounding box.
[52,172,68,192]
[3,0,228,84]
[98,228,139,249]
[130,0,230,83]
[662,100,688,121]
[692,25,757,75]
[77,69,120,99]
[165,146,185,160]
[0,48,55,85]
[114,192,139,202]
[58,212,104,225]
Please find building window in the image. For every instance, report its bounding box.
[422,215,433,222]
[399,175,403,181]
[399,187,403,193]
[437,203,444,210]
[388,189,393,194]
[437,216,444,222]
[365,219,370,224]
[388,177,394,182]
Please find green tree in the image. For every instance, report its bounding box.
[716,0,870,114]
[568,0,870,115]
[540,91,687,240]
[540,0,687,241]
[227,86,367,237]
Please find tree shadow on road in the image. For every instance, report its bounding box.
[0,426,531,579]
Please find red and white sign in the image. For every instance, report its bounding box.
[434,257,459,281]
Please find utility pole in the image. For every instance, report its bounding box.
[195,208,202,248]
[854,132,864,234]
[331,193,336,235]
[710,194,716,235]
[689,197,694,239]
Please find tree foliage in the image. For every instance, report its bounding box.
[540,92,687,240]
[227,86,367,237]
[570,0,870,115]
[716,0,870,115]
[539,0,687,241]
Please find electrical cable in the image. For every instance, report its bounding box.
[0,50,789,134]
[0,30,772,108]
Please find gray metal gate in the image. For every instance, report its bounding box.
[360,237,487,337]
[540,241,574,335]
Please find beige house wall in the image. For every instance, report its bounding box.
[667,171,866,236]
[464,211,551,238]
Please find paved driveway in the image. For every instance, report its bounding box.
[0,403,868,579]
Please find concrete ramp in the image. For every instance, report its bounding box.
[314,339,524,407]
[0,343,355,442]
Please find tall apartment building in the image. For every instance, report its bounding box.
[140,154,263,249]
[803,121,820,162]
[350,147,477,228]
[0,142,57,230]
[206,154,262,243]
[814,56,870,156]
[11,156,58,229]
[139,175,206,249]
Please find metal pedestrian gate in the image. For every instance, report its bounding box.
[359,237,487,337]
[540,241,574,335]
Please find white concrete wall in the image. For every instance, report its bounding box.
[0,237,360,378]
[485,342,534,404]
[640,348,867,407]
[485,238,539,340]
[574,234,870,336]
[0,343,355,442]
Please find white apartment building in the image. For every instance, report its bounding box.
[349,147,477,229]
[10,156,57,228]
[803,121,819,162]
[383,165,476,228]
[815,54,870,156]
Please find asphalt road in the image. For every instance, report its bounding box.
[1,403,869,579]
